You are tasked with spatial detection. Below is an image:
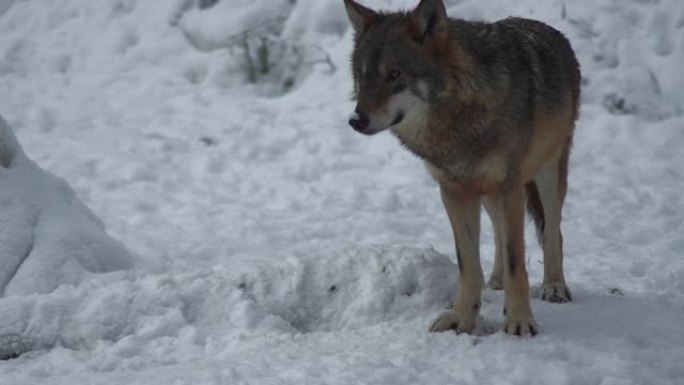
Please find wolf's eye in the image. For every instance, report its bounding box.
[388,68,401,80]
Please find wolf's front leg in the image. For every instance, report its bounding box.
[429,185,484,334]
[498,185,538,336]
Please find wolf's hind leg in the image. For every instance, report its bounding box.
[483,197,503,290]
[532,149,572,303]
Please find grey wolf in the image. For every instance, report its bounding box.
[343,0,580,336]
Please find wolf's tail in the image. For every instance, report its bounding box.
[525,181,545,244]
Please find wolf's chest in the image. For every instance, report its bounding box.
[424,153,507,195]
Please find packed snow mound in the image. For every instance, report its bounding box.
[221,246,457,334]
[0,116,132,297]
[0,245,455,360]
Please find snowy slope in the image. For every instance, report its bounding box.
[1,0,684,384]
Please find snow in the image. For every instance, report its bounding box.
[0,116,131,296]
[1,0,684,383]
[0,115,132,359]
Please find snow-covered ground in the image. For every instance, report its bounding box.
[1,0,684,383]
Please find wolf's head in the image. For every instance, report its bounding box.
[344,0,448,136]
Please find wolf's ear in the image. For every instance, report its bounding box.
[411,0,447,43]
[344,0,377,33]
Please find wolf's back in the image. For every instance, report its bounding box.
[497,17,581,116]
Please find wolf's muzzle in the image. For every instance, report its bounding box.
[348,112,370,134]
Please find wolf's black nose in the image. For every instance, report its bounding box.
[348,112,369,132]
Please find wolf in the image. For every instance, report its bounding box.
[343,0,580,336]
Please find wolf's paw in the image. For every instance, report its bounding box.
[503,312,538,337]
[541,282,572,303]
[428,307,478,334]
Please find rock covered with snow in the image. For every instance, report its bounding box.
[0,115,131,297]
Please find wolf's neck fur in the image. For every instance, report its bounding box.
[391,88,496,179]
[390,20,510,177]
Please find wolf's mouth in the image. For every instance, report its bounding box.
[390,111,405,126]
